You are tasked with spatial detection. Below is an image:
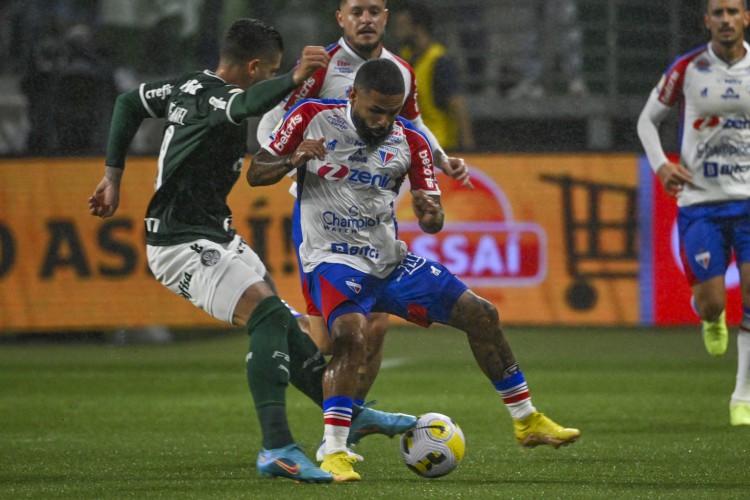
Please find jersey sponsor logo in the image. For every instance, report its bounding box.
[322,208,381,233]
[326,115,349,131]
[273,114,304,152]
[316,163,392,187]
[209,96,227,110]
[721,88,740,100]
[200,249,221,266]
[348,149,368,163]
[703,161,750,177]
[378,145,398,165]
[697,139,750,159]
[167,103,188,125]
[180,79,203,95]
[695,58,711,72]
[144,83,173,100]
[178,272,193,299]
[344,136,366,147]
[693,115,720,130]
[293,76,318,104]
[723,118,750,129]
[317,163,349,180]
[331,242,381,260]
[662,70,681,102]
[335,59,354,74]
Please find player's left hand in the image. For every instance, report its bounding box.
[293,46,330,85]
[88,176,119,218]
[439,156,474,189]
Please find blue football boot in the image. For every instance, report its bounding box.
[256,444,333,483]
[347,401,417,446]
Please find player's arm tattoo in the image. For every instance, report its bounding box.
[247,150,296,186]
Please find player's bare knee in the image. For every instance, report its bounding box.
[695,296,725,321]
[449,291,500,331]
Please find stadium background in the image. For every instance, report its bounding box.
[0,0,742,334]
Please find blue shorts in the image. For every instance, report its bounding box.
[677,200,750,285]
[305,253,469,329]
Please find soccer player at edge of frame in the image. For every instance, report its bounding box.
[87,19,417,485]
[248,57,581,482]
[637,0,750,426]
[255,0,473,458]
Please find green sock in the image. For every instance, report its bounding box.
[246,295,294,450]
[286,316,327,408]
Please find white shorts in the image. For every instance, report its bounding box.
[147,235,267,324]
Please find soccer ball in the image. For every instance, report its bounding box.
[400,412,465,478]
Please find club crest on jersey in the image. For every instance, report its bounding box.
[326,139,338,151]
[346,280,362,294]
[694,251,711,270]
[201,249,221,267]
[378,145,398,165]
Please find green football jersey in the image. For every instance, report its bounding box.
[105,69,296,246]
[142,71,250,245]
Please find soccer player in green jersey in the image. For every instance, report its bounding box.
[88,18,413,483]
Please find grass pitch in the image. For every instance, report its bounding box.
[1,325,748,499]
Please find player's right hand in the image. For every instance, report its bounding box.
[293,46,330,86]
[656,161,693,198]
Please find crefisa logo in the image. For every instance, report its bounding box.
[394,169,546,287]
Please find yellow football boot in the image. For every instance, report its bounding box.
[514,411,580,448]
[730,402,750,426]
[702,311,728,357]
[320,451,362,482]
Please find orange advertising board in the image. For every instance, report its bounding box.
[0,154,639,332]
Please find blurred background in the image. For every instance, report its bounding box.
[0,0,736,337]
[0,0,708,156]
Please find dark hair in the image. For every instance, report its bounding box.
[400,1,433,35]
[339,0,387,8]
[705,0,748,11]
[353,58,405,95]
[220,18,283,65]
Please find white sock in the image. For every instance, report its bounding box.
[324,424,349,454]
[731,328,750,405]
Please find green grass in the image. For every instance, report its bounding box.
[1,326,749,499]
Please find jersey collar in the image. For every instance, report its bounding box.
[707,41,750,68]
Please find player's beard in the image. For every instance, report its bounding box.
[352,110,392,147]
[345,32,383,58]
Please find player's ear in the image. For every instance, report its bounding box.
[336,9,345,28]
[247,59,261,77]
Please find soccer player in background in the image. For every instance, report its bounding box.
[249,58,581,482]
[87,19,413,484]
[637,0,750,425]
[255,0,472,452]
[392,1,475,151]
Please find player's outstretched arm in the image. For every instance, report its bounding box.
[248,138,326,187]
[438,154,473,189]
[88,166,122,218]
[411,189,444,234]
[292,46,330,86]
[230,46,329,121]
